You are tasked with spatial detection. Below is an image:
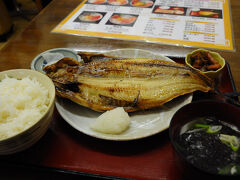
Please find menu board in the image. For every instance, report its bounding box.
[52,0,234,51]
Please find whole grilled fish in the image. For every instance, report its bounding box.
[44,56,213,112]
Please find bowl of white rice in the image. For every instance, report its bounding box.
[0,69,55,155]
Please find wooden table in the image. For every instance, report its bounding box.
[0,0,239,179]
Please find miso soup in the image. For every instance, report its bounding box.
[176,116,240,175]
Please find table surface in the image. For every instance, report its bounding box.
[0,0,240,179]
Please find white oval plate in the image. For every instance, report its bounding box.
[55,49,192,141]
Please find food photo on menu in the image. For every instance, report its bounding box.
[106,13,138,26]
[108,0,129,6]
[86,0,155,7]
[153,5,187,15]
[74,11,106,24]
[189,8,223,18]
[86,0,107,4]
[130,0,155,8]
[86,0,129,6]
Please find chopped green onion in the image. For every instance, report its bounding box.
[194,124,221,134]
[230,137,240,151]
[218,164,240,175]
[194,123,210,128]
[206,125,222,133]
[219,134,240,151]
[231,166,237,175]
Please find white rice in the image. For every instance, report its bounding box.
[0,76,50,140]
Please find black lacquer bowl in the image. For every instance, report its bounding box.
[169,100,240,180]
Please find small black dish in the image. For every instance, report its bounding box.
[169,100,240,180]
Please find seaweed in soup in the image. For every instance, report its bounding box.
[176,117,240,175]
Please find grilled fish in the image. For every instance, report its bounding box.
[44,56,213,112]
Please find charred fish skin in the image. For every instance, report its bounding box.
[44,56,213,112]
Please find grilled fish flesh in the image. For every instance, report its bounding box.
[44,56,213,112]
